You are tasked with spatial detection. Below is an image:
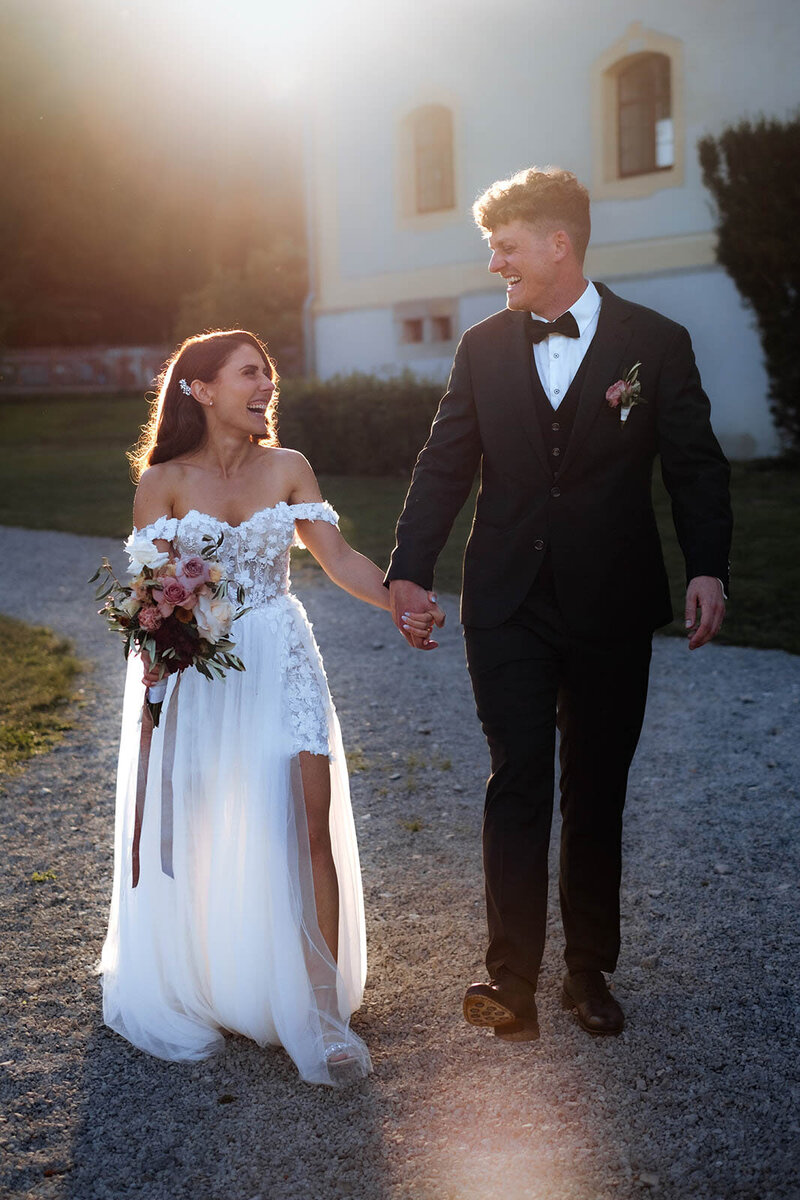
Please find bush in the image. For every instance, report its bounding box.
[698,112,800,452]
[276,372,444,475]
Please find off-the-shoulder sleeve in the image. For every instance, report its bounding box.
[126,515,179,546]
[291,501,339,548]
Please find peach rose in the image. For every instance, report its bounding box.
[194,592,233,642]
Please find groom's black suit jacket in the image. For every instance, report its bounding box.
[386,284,732,637]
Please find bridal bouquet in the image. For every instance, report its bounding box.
[91,531,248,725]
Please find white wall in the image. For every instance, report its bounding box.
[317,0,800,275]
[315,308,453,380]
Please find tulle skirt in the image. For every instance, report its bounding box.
[100,597,371,1086]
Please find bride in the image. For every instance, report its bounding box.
[99,329,442,1086]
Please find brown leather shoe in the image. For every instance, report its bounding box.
[561,970,624,1036]
[463,982,540,1041]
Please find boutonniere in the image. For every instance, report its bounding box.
[606,362,645,426]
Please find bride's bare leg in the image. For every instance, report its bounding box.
[299,751,364,1075]
[299,751,339,962]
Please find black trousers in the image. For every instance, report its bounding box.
[464,561,652,995]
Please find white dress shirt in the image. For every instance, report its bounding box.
[530,281,601,410]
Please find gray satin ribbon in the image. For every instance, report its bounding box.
[132,674,181,887]
[159,674,180,879]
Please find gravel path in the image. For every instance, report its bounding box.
[0,524,798,1200]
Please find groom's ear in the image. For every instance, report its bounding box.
[551,228,571,261]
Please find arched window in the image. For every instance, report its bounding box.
[591,24,683,200]
[617,53,673,178]
[410,105,455,214]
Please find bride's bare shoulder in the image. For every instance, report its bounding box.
[255,446,316,491]
[133,462,183,526]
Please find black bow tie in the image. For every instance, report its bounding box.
[528,311,580,344]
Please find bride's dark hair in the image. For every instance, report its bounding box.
[129,330,280,481]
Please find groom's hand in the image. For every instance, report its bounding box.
[684,576,726,650]
[389,580,446,651]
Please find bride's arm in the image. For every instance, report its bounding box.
[298,519,391,611]
[131,465,176,684]
[288,455,444,637]
[132,464,175,556]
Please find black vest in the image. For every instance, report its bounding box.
[529,342,594,477]
[526,342,595,601]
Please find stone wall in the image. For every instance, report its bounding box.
[0,346,169,393]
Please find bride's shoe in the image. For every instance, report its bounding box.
[324,1040,366,1086]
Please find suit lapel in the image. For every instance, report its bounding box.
[557,284,635,478]
[497,310,551,476]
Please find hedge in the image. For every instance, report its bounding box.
[276,372,444,476]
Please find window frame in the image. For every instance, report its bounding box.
[397,100,460,229]
[591,22,684,201]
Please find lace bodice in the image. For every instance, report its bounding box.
[131,501,340,757]
[135,501,339,609]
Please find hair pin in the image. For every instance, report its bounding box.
[179,378,192,396]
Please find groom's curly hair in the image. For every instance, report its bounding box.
[473,167,591,262]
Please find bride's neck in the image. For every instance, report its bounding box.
[193,431,258,479]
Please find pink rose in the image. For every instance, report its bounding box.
[153,577,191,617]
[606,380,626,407]
[138,604,163,631]
[176,555,209,588]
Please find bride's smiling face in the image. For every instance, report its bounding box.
[202,343,276,436]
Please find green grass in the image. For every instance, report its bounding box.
[652,459,800,654]
[0,394,147,536]
[0,614,81,776]
[322,465,800,655]
[1,393,797,653]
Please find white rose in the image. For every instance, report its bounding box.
[124,533,171,574]
[194,592,233,642]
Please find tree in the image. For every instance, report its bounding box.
[174,240,308,375]
[0,4,305,351]
[699,112,800,452]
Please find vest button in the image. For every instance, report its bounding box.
[534,538,545,551]
[551,486,561,498]
[551,422,560,431]
[552,447,561,457]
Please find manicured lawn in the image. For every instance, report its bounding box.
[0,394,147,536]
[1,394,797,653]
[0,614,81,776]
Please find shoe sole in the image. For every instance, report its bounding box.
[560,985,624,1036]
[463,993,539,1041]
[463,993,520,1027]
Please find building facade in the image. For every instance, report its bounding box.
[306,0,800,458]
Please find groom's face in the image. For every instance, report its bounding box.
[487,219,559,314]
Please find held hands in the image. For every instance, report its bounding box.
[685,576,726,650]
[389,580,446,651]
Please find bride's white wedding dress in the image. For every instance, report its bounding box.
[100,502,371,1086]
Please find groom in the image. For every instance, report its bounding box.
[386,167,732,1040]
